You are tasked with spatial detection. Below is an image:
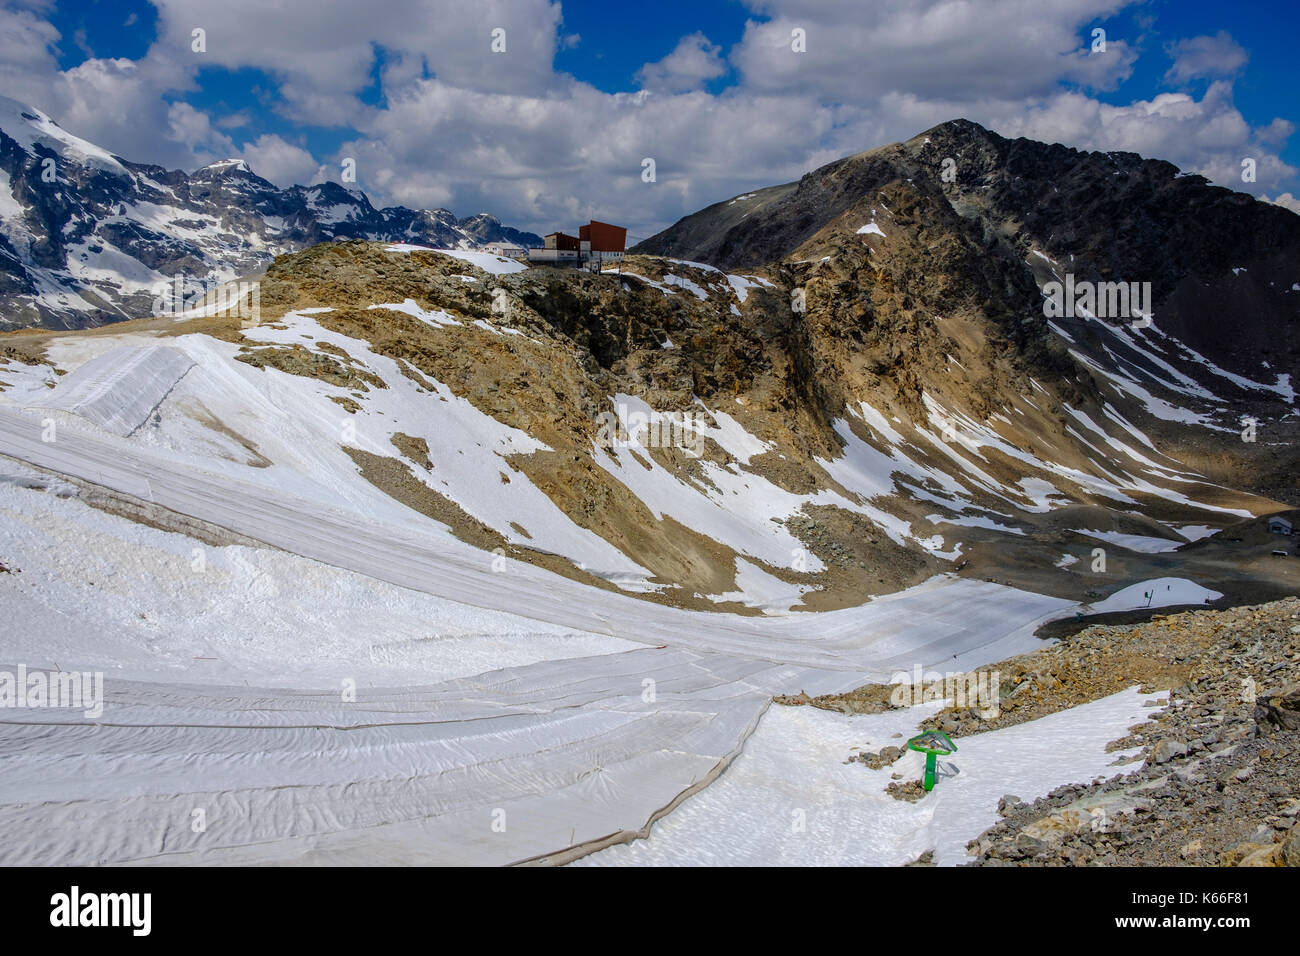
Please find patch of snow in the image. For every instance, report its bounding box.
[1084,577,1222,614]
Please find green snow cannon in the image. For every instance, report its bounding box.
[907,730,958,792]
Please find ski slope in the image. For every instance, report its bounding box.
[0,400,1105,866]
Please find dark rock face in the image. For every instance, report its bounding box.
[0,97,540,331]
[636,118,1299,380]
[918,120,1300,381]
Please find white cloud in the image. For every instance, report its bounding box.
[237,133,323,187]
[1265,192,1300,215]
[343,78,839,235]
[636,33,727,93]
[1164,31,1248,84]
[150,0,566,126]
[991,82,1296,192]
[0,2,58,81]
[729,0,1139,100]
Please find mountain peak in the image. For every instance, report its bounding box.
[195,158,253,175]
[0,95,126,174]
[915,117,991,139]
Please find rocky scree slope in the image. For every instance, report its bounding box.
[788,596,1300,866]
[966,597,1300,867]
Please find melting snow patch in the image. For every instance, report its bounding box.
[709,558,814,614]
[663,274,709,300]
[367,300,459,328]
[927,513,1025,536]
[1084,577,1222,615]
[382,245,527,275]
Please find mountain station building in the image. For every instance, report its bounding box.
[527,220,627,267]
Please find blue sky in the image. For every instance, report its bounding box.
[5,0,1297,235]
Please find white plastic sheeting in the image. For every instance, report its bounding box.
[0,649,775,865]
[27,345,194,436]
[0,404,1156,866]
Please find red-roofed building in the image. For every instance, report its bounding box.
[529,220,627,267]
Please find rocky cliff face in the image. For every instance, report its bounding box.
[0,97,540,331]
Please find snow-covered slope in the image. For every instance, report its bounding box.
[577,688,1156,866]
[1,446,1168,866]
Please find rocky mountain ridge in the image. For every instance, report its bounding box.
[638,120,1300,504]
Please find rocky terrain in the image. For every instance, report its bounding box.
[0,96,539,331]
[972,598,1300,866]
[635,118,1299,374]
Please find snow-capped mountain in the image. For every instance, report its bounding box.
[0,97,540,330]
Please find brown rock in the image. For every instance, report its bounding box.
[1284,825,1300,867]
[1238,844,1284,867]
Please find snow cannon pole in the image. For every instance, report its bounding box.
[907,730,957,792]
